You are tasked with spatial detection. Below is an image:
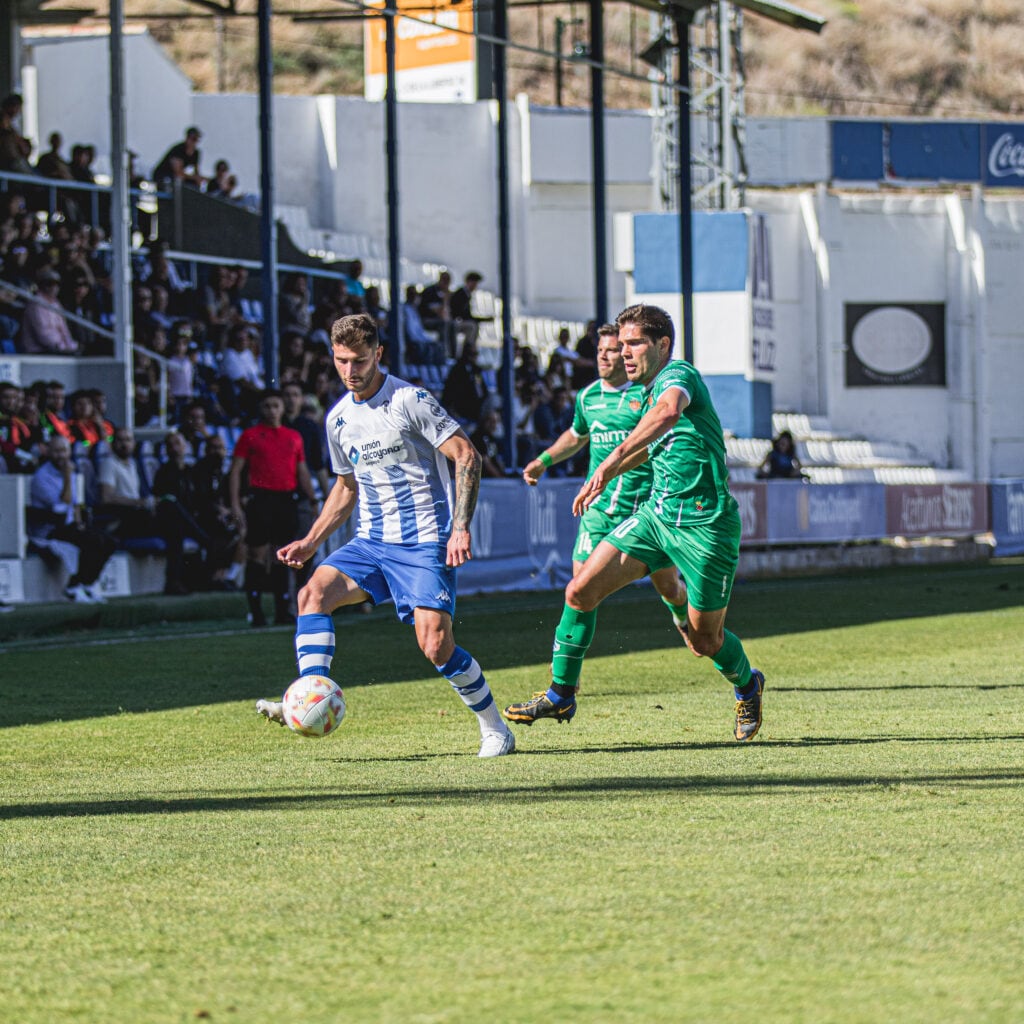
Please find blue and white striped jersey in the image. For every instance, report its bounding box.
[325,374,461,544]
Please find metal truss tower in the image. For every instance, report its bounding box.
[649,2,747,212]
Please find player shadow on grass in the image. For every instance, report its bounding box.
[328,732,1024,762]
[4,767,1024,821]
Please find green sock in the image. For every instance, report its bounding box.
[551,604,597,688]
[711,629,752,692]
[661,595,688,626]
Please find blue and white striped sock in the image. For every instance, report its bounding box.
[438,646,505,734]
[294,613,336,678]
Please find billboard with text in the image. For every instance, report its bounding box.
[364,0,476,102]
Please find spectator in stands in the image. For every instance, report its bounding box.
[279,329,313,384]
[14,210,44,267]
[307,302,335,353]
[133,376,159,428]
[229,389,318,627]
[35,132,72,180]
[282,379,328,498]
[547,327,582,389]
[450,270,490,355]
[152,430,217,595]
[0,276,22,347]
[138,241,190,305]
[19,268,78,355]
[202,264,237,349]
[26,380,71,444]
[133,282,154,329]
[27,435,117,603]
[166,328,197,422]
[401,284,444,365]
[1,241,33,293]
[69,144,97,185]
[757,430,807,480]
[514,345,543,394]
[96,426,158,538]
[153,126,205,189]
[279,272,312,337]
[15,388,45,463]
[206,159,238,201]
[67,390,105,448]
[282,379,327,592]
[363,284,389,342]
[190,432,243,590]
[0,381,35,473]
[533,386,575,475]
[220,322,264,422]
[419,270,452,336]
[440,339,488,427]
[85,387,115,443]
[146,283,177,333]
[342,259,366,299]
[571,320,599,389]
[511,378,542,467]
[180,400,216,458]
[0,94,33,175]
[470,408,507,478]
[61,270,103,354]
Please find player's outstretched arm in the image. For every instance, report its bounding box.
[438,430,481,567]
[572,392,686,515]
[277,474,357,568]
[523,427,587,486]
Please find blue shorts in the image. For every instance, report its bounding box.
[321,536,456,625]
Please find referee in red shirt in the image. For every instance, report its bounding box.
[229,389,318,627]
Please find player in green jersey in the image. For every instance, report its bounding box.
[512,324,689,697]
[504,304,764,741]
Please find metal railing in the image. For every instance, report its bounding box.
[0,168,166,239]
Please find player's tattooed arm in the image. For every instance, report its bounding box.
[438,431,482,566]
[452,443,482,531]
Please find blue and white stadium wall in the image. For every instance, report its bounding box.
[627,210,773,439]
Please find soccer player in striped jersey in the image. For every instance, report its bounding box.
[255,313,515,757]
[505,324,689,717]
[504,305,764,742]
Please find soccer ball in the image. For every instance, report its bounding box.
[282,675,346,738]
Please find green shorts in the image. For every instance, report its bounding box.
[573,506,622,563]
[605,500,742,611]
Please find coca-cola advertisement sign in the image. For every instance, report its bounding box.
[983,125,1024,187]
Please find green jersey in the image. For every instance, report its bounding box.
[642,360,733,526]
[572,378,652,518]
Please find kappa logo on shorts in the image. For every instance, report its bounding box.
[435,589,451,604]
[416,389,430,400]
[348,445,360,464]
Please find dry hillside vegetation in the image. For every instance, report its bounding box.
[52,0,1024,117]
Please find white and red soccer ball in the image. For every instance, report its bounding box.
[282,676,346,738]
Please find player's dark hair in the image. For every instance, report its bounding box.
[331,312,380,350]
[261,388,284,402]
[616,303,675,345]
[596,323,619,338]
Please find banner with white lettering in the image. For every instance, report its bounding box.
[983,124,1024,188]
[885,484,988,538]
[988,480,1024,555]
[766,481,886,544]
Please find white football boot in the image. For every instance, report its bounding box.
[255,700,285,725]
[478,728,516,758]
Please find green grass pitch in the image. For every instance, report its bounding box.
[1,561,1022,1023]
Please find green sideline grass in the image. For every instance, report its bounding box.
[1,562,1022,1023]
